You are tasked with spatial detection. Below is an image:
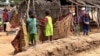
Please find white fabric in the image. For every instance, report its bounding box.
[6,22,11,31]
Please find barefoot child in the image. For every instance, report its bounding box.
[44,10,53,41]
[27,11,37,46]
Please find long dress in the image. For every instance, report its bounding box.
[45,16,53,36]
[83,16,90,33]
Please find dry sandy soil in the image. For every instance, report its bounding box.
[1,30,100,56]
[76,46,100,56]
[0,32,15,56]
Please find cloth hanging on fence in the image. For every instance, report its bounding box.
[11,28,25,54]
[21,19,29,47]
[92,8,98,22]
[8,9,15,21]
[10,10,19,28]
[87,7,98,22]
[87,7,92,19]
[6,22,11,31]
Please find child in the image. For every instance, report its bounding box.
[44,10,53,41]
[82,13,90,35]
[27,11,37,46]
[3,8,9,32]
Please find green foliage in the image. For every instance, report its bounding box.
[0,0,6,2]
[0,0,23,5]
[10,0,23,5]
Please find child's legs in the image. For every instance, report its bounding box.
[33,34,36,45]
[47,36,52,41]
[85,25,89,35]
[50,36,52,41]
[29,34,36,45]
[83,24,89,35]
[83,24,87,35]
[29,34,33,44]
[6,31,9,35]
[4,24,6,32]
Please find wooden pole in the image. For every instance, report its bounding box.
[22,0,30,47]
[76,5,79,26]
[33,0,35,11]
[27,0,31,18]
[97,8,100,31]
[76,5,80,35]
[59,7,62,21]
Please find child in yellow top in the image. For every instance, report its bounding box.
[44,10,53,41]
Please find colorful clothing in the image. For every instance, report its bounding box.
[3,12,9,32]
[11,29,24,54]
[45,16,53,36]
[6,22,11,31]
[27,18,37,34]
[82,15,90,34]
[83,24,89,33]
[29,34,36,41]
[3,12,8,21]
[27,18,37,42]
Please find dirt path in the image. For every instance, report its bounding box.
[0,32,15,56]
[1,32,100,56]
[76,46,100,56]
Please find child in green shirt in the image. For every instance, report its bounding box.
[27,11,37,46]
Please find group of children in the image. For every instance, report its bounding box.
[27,10,53,46]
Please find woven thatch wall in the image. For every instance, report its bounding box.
[18,0,74,43]
[19,0,61,19]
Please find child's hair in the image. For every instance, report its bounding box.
[10,4,14,7]
[45,9,50,16]
[3,8,8,12]
[29,10,35,18]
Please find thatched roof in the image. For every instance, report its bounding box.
[19,0,61,19]
[69,0,100,7]
[69,0,100,4]
[18,0,100,19]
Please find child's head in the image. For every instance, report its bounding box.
[3,8,8,12]
[29,10,36,18]
[45,9,50,16]
[10,4,14,7]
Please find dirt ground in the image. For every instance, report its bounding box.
[0,28,100,56]
[0,32,15,56]
[76,46,100,56]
